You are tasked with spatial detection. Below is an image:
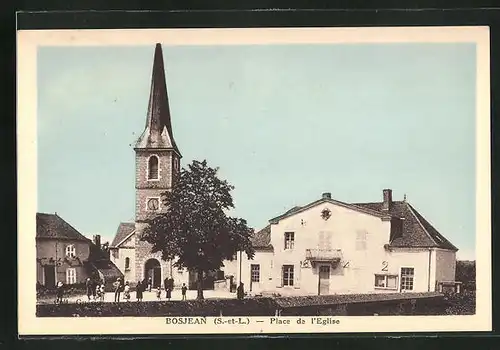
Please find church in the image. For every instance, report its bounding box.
[110,43,460,295]
[109,44,236,290]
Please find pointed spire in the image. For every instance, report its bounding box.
[135,43,181,156]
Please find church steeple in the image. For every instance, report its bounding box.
[135,43,181,156]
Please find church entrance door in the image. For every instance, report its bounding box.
[144,259,162,288]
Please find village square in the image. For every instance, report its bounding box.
[35,43,473,315]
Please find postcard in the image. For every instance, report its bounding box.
[17,26,491,335]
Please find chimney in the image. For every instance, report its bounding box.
[382,189,392,211]
[93,235,101,249]
[322,192,332,199]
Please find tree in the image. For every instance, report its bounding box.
[141,159,255,300]
[456,260,476,291]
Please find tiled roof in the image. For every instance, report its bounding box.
[84,260,124,282]
[352,201,457,251]
[110,222,135,247]
[250,225,273,251]
[36,213,90,242]
[258,195,457,252]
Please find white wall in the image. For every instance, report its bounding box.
[237,251,274,295]
[270,201,393,295]
[237,201,447,296]
[434,249,456,284]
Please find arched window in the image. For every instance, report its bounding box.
[148,156,159,180]
[125,257,130,270]
[65,244,76,258]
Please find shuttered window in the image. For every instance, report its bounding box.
[355,231,367,251]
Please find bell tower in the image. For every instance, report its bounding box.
[134,43,182,223]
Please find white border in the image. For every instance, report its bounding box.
[18,26,491,335]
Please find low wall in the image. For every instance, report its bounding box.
[213,280,227,291]
[37,292,453,317]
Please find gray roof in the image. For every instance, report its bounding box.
[110,222,135,248]
[256,194,457,252]
[134,43,181,156]
[36,213,90,242]
[353,201,457,251]
[250,225,273,251]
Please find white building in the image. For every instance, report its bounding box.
[236,190,458,296]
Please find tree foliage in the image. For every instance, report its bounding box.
[455,260,476,291]
[141,160,255,298]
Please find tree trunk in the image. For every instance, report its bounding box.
[197,269,204,300]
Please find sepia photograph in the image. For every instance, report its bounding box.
[17,26,491,334]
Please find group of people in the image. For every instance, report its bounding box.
[53,276,246,304]
[86,277,106,301]
[111,276,189,302]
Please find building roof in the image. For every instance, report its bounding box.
[110,222,136,248]
[269,197,389,224]
[250,225,273,251]
[351,201,457,251]
[36,213,90,242]
[84,259,124,282]
[134,43,181,156]
[257,193,457,252]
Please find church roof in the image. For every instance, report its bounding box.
[36,212,90,242]
[135,43,181,156]
[110,222,135,248]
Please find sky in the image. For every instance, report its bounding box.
[37,43,477,260]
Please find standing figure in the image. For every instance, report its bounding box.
[237,282,245,300]
[55,281,64,304]
[114,278,123,302]
[156,286,162,300]
[181,283,187,301]
[86,278,93,301]
[148,277,152,292]
[100,283,106,302]
[136,280,143,301]
[123,281,131,302]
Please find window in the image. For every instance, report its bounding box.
[65,244,76,258]
[125,257,130,270]
[374,274,398,289]
[318,231,333,250]
[355,231,367,251]
[284,232,295,250]
[66,268,76,284]
[251,264,260,283]
[148,156,159,180]
[282,265,294,286]
[400,267,415,291]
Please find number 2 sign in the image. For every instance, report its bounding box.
[381,261,388,271]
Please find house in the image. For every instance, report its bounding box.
[36,212,123,289]
[236,190,459,296]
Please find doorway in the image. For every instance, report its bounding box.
[144,259,161,288]
[44,265,55,288]
[318,265,331,295]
